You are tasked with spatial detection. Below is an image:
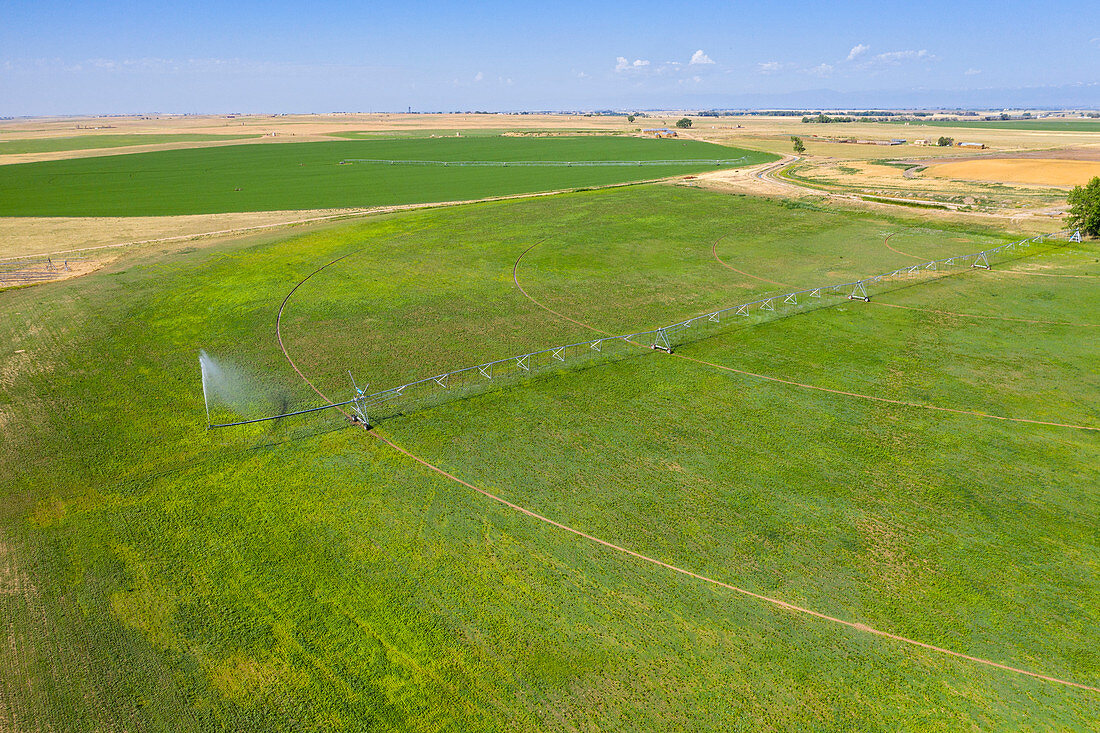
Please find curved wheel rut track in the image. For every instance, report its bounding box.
[265,235,1100,697]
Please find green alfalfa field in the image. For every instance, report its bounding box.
[1,184,1098,730]
[0,135,772,217]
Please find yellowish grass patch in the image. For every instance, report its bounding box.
[925,158,1100,187]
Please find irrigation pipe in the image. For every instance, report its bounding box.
[205,398,357,429]
[875,231,1097,278]
[351,230,1080,416]
[272,243,1100,695]
[518,238,1099,432]
[338,157,747,167]
[225,228,1092,429]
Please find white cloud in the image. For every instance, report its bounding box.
[808,63,834,76]
[847,44,869,61]
[964,68,982,75]
[473,71,483,82]
[874,49,931,64]
[576,70,589,79]
[613,52,717,79]
[1090,37,1100,46]
[690,49,714,65]
[757,61,784,74]
[614,56,650,72]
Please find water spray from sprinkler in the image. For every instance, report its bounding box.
[199,350,212,427]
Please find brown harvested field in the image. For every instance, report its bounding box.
[924,158,1100,187]
[0,112,628,138]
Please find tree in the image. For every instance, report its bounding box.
[627,114,636,123]
[937,136,954,147]
[675,117,692,129]
[1067,176,1100,237]
[791,136,806,155]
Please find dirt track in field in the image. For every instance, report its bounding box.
[711,233,792,287]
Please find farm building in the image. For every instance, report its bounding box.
[956,142,986,149]
[642,128,678,138]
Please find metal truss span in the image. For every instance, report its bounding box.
[342,229,1082,427]
[205,228,1084,429]
[270,234,1100,696]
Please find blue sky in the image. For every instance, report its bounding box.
[2,0,1098,114]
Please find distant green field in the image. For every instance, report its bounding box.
[882,118,1100,131]
[0,133,260,155]
[327,129,565,139]
[2,185,1097,730]
[0,137,771,217]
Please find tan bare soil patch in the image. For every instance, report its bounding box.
[0,135,326,166]
[0,209,367,260]
[909,146,1100,166]
[690,159,1059,233]
[925,158,1100,187]
[0,259,104,289]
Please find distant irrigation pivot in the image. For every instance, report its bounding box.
[0,255,89,286]
[337,157,747,167]
[203,229,1084,430]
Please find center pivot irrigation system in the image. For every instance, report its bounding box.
[201,229,1081,429]
[337,157,747,167]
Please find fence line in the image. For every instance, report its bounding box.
[205,229,1079,428]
